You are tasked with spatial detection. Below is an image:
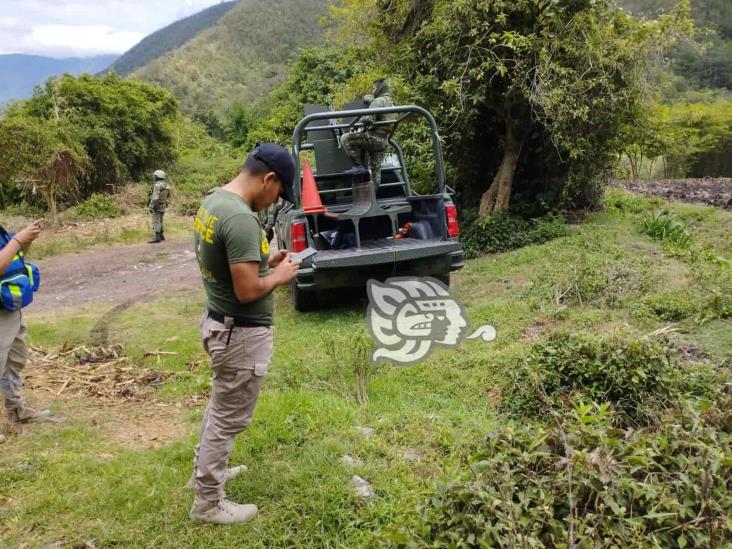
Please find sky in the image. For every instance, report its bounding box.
[0,0,226,58]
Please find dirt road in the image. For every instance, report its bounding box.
[31,238,201,311]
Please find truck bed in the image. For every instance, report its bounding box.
[313,238,461,269]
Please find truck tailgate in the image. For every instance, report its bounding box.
[312,238,461,269]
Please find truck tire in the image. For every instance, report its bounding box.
[292,281,319,312]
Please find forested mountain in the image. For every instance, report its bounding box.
[131,0,330,116]
[0,54,117,105]
[619,0,732,90]
[108,1,239,77]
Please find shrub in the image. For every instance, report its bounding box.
[641,210,693,248]
[462,212,570,258]
[502,332,700,426]
[638,292,701,321]
[391,399,732,548]
[73,193,121,220]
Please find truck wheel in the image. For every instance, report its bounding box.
[292,281,319,312]
[435,274,451,288]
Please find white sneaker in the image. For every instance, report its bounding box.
[190,498,258,524]
[186,465,248,490]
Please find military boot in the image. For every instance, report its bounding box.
[344,163,368,176]
[9,405,52,424]
[148,232,163,244]
[190,497,258,525]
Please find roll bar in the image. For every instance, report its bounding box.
[291,105,446,205]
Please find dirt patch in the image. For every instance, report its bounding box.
[30,237,201,312]
[615,178,732,209]
[4,344,193,450]
[1,393,190,451]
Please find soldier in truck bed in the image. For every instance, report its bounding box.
[340,77,395,190]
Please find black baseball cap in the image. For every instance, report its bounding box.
[249,143,296,203]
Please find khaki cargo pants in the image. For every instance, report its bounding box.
[193,312,273,503]
[0,310,28,413]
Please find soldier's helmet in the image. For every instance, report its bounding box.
[153,170,167,180]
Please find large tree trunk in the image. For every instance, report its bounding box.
[479,116,521,217]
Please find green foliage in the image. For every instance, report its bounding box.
[133,0,331,115]
[14,73,178,195]
[461,212,570,258]
[641,210,693,248]
[395,399,732,548]
[108,2,238,76]
[340,0,691,213]
[73,193,122,220]
[638,292,701,321]
[0,114,90,221]
[502,332,699,425]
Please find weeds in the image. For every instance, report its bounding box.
[641,210,693,248]
[393,398,732,548]
[324,331,375,405]
[501,331,711,426]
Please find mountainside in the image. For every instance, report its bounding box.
[108,1,239,77]
[131,0,331,115]
[0,54,117,105]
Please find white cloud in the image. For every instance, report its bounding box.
[0,0,225,58]
[30,25,145,57]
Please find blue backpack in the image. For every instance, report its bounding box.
[0,226,40,312]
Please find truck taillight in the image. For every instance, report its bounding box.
[290,220,307,252]
[445,204,460,237]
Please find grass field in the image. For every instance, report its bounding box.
[1,189,730,547]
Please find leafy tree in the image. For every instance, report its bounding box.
[0,116,89,223]
[334,0,691,215]
[16,73,178,195]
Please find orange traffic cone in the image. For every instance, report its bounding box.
[301,158,326,214]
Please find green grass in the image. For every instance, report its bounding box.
[2,188,730,547]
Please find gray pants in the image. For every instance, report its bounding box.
[193,313,273,503]
[0,310,28,413]
[341,131,388,189]
[150,210,164,234]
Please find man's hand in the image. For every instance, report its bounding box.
[267,249,289,269]
[272,255,301,285]
[14,220,43,248]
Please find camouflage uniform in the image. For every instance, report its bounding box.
[149,171,171,242]
[264,199,284,242]
[340,79,395,189]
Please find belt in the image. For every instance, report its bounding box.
[207,310,270,328]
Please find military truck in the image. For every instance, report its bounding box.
[275,104,464,311]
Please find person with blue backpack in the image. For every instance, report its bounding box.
[0,220,51,424]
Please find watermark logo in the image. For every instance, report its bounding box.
[367,277,497,365]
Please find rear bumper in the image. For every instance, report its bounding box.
[295,247,464,291]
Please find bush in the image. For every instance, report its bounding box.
[392,399,732,548]
[462,212,570,258]
[637,292,701,321]
[73,193,121,220]
[502,332,704,426]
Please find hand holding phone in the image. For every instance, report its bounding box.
[290,247,318,263]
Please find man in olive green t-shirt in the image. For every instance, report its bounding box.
[190,144,301,525]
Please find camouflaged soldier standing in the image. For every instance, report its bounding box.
[340,77,396,189]
[148,170,171,244]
